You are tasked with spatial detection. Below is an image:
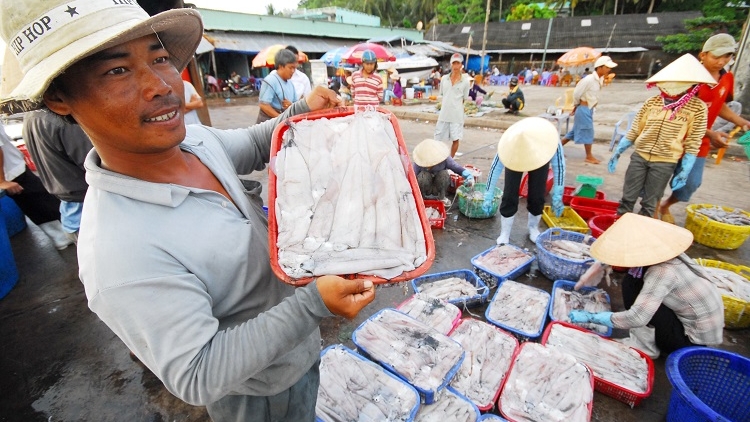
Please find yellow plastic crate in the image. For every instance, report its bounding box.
[695,258,750,329]
[685,204,750,250]
[542,205,589,234]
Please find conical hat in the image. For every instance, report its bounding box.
[413,139,450,167]
[645,54,716,86]
[497,117,559,172]
[590,213,693,267]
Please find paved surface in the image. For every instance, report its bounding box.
[1,81,749,421]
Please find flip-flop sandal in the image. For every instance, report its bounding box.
[660,212,675,224]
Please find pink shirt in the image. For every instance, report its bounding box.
[351,70,383,107]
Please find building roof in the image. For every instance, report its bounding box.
[431,11,701,51]
[204,32,352,54]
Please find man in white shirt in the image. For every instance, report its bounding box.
[286,46,312,101]
[435,53,471,157]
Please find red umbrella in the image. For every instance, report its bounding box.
[341,43,395,65]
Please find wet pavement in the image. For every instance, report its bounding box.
[1,82,749,421]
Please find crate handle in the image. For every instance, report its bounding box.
[739,268,750,281]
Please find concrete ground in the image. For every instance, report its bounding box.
[1,81,749,421]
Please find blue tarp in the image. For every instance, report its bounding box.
[466,55,490,73]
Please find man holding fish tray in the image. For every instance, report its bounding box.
[570,213,724,359]
[483,117,566,244]
[412,138,475,207]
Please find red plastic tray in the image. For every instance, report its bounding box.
[423,199,446,229]
[588,214,620,238]
[563,185,605,205]
[268,107,435,285]
[519,167,554,198]
[570,196,620,221]
[541,321,655,407]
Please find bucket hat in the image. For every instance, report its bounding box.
[413,139,450,167]
[702,34,737,57]
[646,54,716,90]
[0,0,203,115]
[590,213,693,267]
[496,117,559,172]
[594,56,617,69]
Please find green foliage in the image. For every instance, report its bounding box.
[656,15,743,54]
[506,2,556,20]
[436,0,486,24]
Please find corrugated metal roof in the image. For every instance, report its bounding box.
[204,32,353,54]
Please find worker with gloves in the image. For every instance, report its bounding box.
[609,54,712,217]
[569,213,724,359]
[412,138,474,207]
[483,117,565,244]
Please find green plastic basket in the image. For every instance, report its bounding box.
[457,183,502,219]
[738,131,750,161]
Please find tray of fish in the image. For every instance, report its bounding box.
[397,293,462,335]
[535,228,596,282]
[316,344,420,421]
[352,308,465,404]
[471,244,535,289]
[499,342,594,422]
[541,322,654,407]
[448,318,519,411]
[423,199,447,230]
[412,269,489,308]
[695,258,750,329]
[485,280,550,340]
[694,205,750,225]
[269,108,435,285]
[685,204,750,250]
[549,279,612,336]
[413,386,480,422]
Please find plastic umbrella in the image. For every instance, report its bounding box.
[341,43,396,65]
[252,44,308,68]
[321,46,349,67]
[556,47,601,68]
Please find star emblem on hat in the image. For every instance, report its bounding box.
[65,5,79,17]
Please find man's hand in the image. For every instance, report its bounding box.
[316,275,375,320]
[305,86,344,112]
[0,181,23,195]
[707,130,729,149]
[281,99,292,110]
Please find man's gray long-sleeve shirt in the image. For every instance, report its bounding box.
[78,101,334,406]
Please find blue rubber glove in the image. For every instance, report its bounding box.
[483,155,505,215]
[608,138,633,173]
[482,189,494,214]
[568,310,594,324]
[461,169,475,187]
[590,311,614,328]
[670,153,697,191]
[551,184,564,217]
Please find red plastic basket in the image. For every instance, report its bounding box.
[448,173,464,194]
[570,196,620,221]
[563,186,605,205]
[541,321,655,407]
[423,199,446,229]
[588,214,619,238]
[268,107,435,285]
[519,167,554,198]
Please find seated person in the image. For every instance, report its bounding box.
[712,100,743,134]
[412,139,475,207]
[501,76,525,115]
[468,79,487,105]
[384,70,403,105]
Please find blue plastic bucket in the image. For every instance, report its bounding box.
[0,195,26,237]
[0,204,19,300]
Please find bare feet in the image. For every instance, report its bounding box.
[584,157,601,164]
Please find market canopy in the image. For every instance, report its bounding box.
[251,44,308,68]
[557,47,601,67]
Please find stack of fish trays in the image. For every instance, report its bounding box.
[471,244,536,289]
[562,185,606,206]
[548,280,613,337]
[396,293,463,335]
[315,345,421,421]
[485,280,551,342]
[569,196,620,221]
[352,309,465,404]
[542,322,655,408]
[535,228,596,282]
[694,258,750,329]
[413,387,481,421]
[411,269,489,308]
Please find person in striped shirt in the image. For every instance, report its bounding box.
[608,54,713,218]
[350,50,383,107]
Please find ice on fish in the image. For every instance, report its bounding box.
[275,111,428,279]
[474,245,533,277]
[316,345,419,422]
[486,280,550,336]
[352,309,465,403]
[414,387,479,422]
[551,286,611,334]
[701,265,750,302]
[397,293,462,335]
[449,319,518,409]
[545,323,651,395]
[695,206,750,226]
[415,276,484,303]
[543,239,593,261]
[500,342,593,422]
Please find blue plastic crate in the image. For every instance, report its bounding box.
[485,280,550,341]
[471,244,535,289]
[352,308,465,404]
[535,228,596,282]
[549,279,612,337]
[666,347,750,422]
[479,414,509,421]
[316,345,420,422]
[411,269,489,308]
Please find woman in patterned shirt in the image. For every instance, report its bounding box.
[350,50,384,108]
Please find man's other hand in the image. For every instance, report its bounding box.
[305,86,344,111]
[317,275,375,319]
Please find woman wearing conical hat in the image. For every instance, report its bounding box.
[412,139,475,207]
[608,54,714,218]
[482,117,566,244]
[570,214,723,359]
